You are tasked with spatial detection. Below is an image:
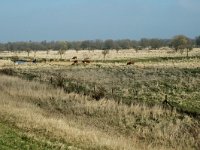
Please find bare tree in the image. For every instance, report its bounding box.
[58,50,65,59]
[171,35,193,58]
[102,50,109,60]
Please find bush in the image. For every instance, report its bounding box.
[0,68,15,76]
[92,86,106,101]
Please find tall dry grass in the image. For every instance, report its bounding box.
[1,48,200,61]
[0,75,199,149]
[9,58,200,116]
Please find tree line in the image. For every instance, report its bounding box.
[0,35,200,52]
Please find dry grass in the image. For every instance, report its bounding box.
[136,58,200,68]
[0,59,13,67]
[7,57,200,116]
[0,49,200,149]
[0,75,199,150]
[1,48,200,61]
[1,48,200,72]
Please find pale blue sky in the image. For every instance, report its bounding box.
[0,0,200,42]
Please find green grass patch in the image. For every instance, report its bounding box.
[0,122,69,150]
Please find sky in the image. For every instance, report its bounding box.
[0,0,200,42]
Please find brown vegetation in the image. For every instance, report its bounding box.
[0,49,200,149]
[0,75,199,150]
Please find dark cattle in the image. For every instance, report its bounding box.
[33,59,37,63]
[72,60,78,65]
[72,56,77,59]
[127,61,135,65]
[82,60,91,64]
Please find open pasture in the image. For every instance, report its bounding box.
[1,49,200,115]
[1,48,200,61]
[0,48,200,149]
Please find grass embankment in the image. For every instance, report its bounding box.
[0,75,199,150]
[0,122,65,150]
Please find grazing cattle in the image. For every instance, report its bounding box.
[32,59,37,63]
[72,56,77,59]
[127,61,135,65]
[82,60,91,64]
[72,60,78,65]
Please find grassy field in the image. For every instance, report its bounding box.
[1,48,200,61]
[0,122,67,150]
[0,49,200,149]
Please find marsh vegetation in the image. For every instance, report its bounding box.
[0,48,200,150]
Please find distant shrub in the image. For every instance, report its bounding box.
[10,56,19,61]
[54,73,65,88]
[0,68,15,76]
[59,58,65,62]
[92,86,106,101]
